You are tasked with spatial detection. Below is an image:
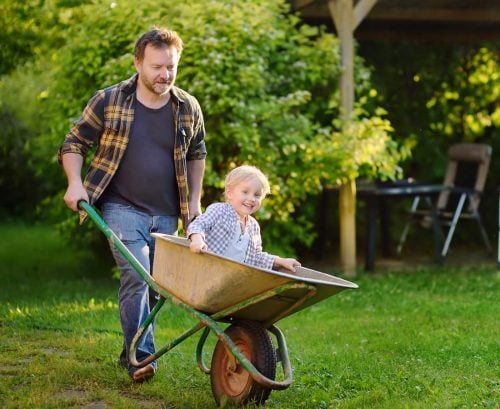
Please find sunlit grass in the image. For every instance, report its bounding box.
[0,222,498,408]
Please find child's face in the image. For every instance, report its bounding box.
[226,178,265,219]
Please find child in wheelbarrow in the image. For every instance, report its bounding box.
[187,165,301,273]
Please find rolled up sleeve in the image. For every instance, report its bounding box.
[57,90,105,164]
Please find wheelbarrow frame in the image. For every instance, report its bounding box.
[79,201,319,390]
[79,201,357,396]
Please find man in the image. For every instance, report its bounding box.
[59,27,206,382]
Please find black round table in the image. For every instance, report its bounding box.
[357,183,448,271]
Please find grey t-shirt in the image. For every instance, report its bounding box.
[100,98,179,216]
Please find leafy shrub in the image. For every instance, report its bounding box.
[3,0,403,255]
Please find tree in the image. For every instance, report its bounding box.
[426,47,499,142]
[0,0,88,218]
[2,0,404,255]
[359,42,499,181]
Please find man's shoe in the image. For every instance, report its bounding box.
[131,364,155,383]
[117,349,128,369]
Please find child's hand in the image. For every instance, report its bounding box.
[274,257,301,273]
[189,233,208,253]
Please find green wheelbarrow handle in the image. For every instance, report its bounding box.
[77,200,158,292]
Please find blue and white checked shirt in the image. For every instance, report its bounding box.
[186,202,276,270]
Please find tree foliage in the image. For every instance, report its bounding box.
[0,0,43,76]
[0,0,89,217]
[2,0,405,255]
[426,47,499,141]
[359,42,499,182]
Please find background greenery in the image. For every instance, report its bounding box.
[1,0,404,254]
[0,0,498,258]
[1,3,498,407]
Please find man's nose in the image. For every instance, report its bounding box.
[160,68,171,79]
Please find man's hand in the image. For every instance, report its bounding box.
[188,201,202,221]
[63,182,89,212]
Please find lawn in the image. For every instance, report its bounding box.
[0,222,498,408]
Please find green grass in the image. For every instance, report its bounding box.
[0,222,498,408]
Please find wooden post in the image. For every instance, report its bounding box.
[338,180,357,273]
[328,0,378,274]
[329,0,356,274]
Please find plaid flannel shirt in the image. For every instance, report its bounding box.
[187,202,276,270]
[58,74,206,230]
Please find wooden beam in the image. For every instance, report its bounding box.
[328,0,354,114]
[368,8,500,23]
[290,1,500,24]
[327,0,342,36]
[355,23,500,42]
[291,0,318,11]
[354,0,378,30]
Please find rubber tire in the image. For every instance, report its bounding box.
[210,320,276,406]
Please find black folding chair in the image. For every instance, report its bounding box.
[397,143,493,260]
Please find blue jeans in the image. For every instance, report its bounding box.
[101,202,178,374]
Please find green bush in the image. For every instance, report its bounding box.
[359,42,499,181]
[3,0,403,255]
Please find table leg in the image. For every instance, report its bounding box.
[317,188,329,259]
[379,197,392,257]
[429,200,444,264]
[497,191,500,266]
[365,196,378,271]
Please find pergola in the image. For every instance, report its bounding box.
[289,0,500,274]
[291,0,500,41]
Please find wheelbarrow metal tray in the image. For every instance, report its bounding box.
[152,233,357,322]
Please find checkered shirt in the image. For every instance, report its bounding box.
[58,74,206,230]
[187,202,276,270]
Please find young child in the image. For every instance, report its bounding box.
[187,165,301,273]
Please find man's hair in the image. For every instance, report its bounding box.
[224,165,271,199]
[134,26,183,61]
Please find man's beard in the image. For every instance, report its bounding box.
[143,77,173,96]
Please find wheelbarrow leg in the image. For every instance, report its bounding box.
[196,327,212,374]
[129,296,166,367]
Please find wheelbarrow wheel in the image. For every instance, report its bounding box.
[211,320,276,406]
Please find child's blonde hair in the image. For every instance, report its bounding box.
[224,165,271,199]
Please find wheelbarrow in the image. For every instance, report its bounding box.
[79,201,358,406]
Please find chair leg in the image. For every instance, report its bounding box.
[441,193,467,258]
[396,221,411,256]
[428,198,444,265]
[470,205,493,254]
[424,196,445,242]
[396,196,420,256]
